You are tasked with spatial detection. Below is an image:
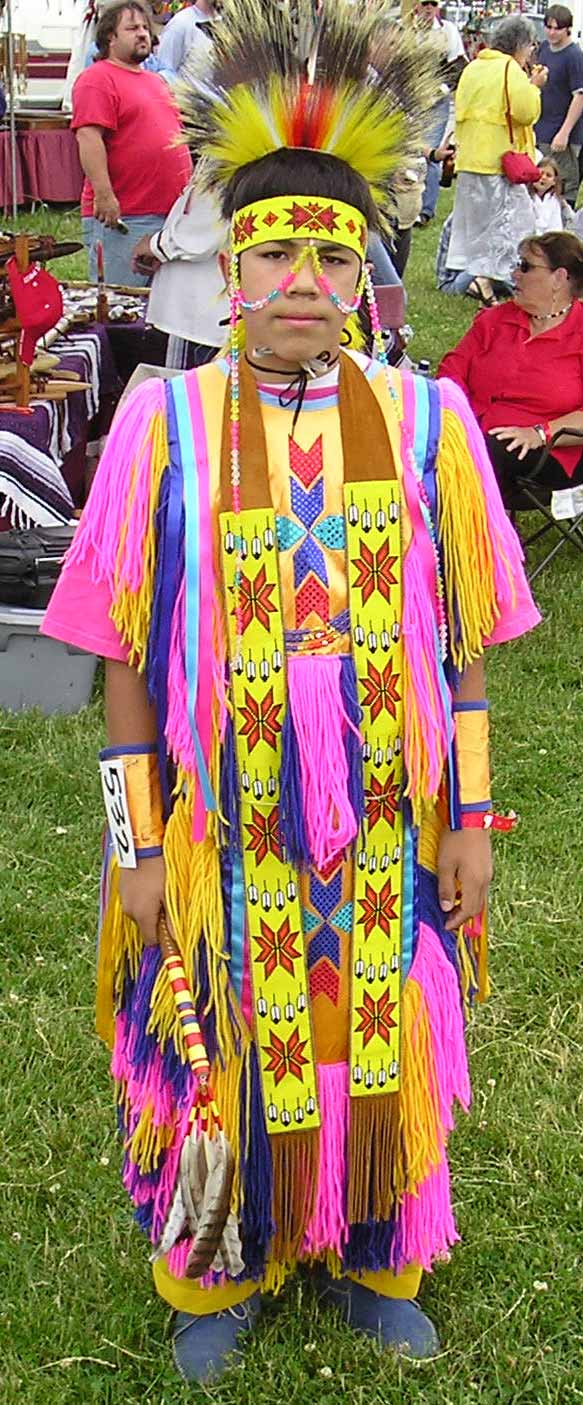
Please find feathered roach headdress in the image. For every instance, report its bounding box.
[180,0,440,226]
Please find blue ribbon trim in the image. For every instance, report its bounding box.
[170,377,216,814]
[99,742,158,759]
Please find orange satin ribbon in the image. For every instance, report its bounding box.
[121,751,165,851]
[454,708,491,807]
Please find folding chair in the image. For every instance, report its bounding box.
[509,428,583,584]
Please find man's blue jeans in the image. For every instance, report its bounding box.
[82,214,165,286]
[421,94,450,219]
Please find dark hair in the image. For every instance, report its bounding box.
[520,231,583,291]
[221,147,379,231]
[95,1,153,59]
[536,155,564,199]
[544,4,573,30]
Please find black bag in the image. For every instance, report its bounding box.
[0,524,76,608]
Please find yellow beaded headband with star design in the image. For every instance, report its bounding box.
[231,196,368,260]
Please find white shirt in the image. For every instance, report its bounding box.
[147,187,228,347]
[432,16,465,65]
[157,5,213,79]
[532,191,564,235]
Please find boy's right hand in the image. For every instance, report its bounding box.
[118,855,166,946]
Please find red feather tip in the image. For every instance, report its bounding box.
[288,81,334,151]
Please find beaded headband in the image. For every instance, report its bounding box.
[231,196,368,261]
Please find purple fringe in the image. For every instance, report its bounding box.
[219,709,240,851]
[342,1216,397,1274]
[279,699,311,869]
[239,1046,275,1278]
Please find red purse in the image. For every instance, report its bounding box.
[501,61,540,185]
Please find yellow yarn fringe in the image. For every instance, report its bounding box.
[261,1259,291,1296]
[400,977,443,1193]
[110,408,169,667]
[95,859,143,1045]
[147,780,237,1065]
[127,1105,176,1174]
[439,408,506,671]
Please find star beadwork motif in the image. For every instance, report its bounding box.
[236,564,277,632]
[358,877,399,939]
[254,915,301,979]
[233,210,258,244]
[239,686,282,752]
[352,539,398,604]
[355,989,397,1048]
[262,1026,309,1085]
[285,201,340,235]
[245,805,282,865]
[360,659,401,723]
[366,772,400,830]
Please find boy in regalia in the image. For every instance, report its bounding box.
[43,0,540,1383]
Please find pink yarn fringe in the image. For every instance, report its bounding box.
[393,1160,460,1274]
[399,374,451,799]
[287,654,360,870]
[303,1061,349,1258]
[409,922,471,1127]
[66,378,167,591]
[392,921,470,1272]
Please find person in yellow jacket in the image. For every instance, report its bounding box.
[448,16,548,291]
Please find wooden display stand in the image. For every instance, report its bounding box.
[0,235,91,407]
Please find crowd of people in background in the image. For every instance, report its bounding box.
[68,0,583,509]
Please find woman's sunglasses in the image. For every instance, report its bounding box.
[516,256,545,274]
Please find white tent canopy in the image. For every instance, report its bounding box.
[1,0,81,51]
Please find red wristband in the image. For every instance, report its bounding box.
[460,811,518,832]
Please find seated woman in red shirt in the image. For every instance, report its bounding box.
[438,231,583,504]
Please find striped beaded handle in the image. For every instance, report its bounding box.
[157,912,222,1130]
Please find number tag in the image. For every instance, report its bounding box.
[99,757,137,869]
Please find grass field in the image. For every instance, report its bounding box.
[1,195,582,1405]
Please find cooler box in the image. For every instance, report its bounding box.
[0,605,97,715]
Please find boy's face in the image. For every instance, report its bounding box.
[235,239,362,366]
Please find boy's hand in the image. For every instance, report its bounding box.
[118,855,166,946]
[438,828,493,931]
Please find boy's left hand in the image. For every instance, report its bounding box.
[437,828,493,931]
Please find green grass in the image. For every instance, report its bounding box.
[1,192,583,1404]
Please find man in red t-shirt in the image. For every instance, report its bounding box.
[72,0,192,287]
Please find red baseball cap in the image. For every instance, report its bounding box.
[6,257,63,366]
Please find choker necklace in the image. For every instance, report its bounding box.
[244,350,339,379]
[530,303,573,322]
[244,351,340,434]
